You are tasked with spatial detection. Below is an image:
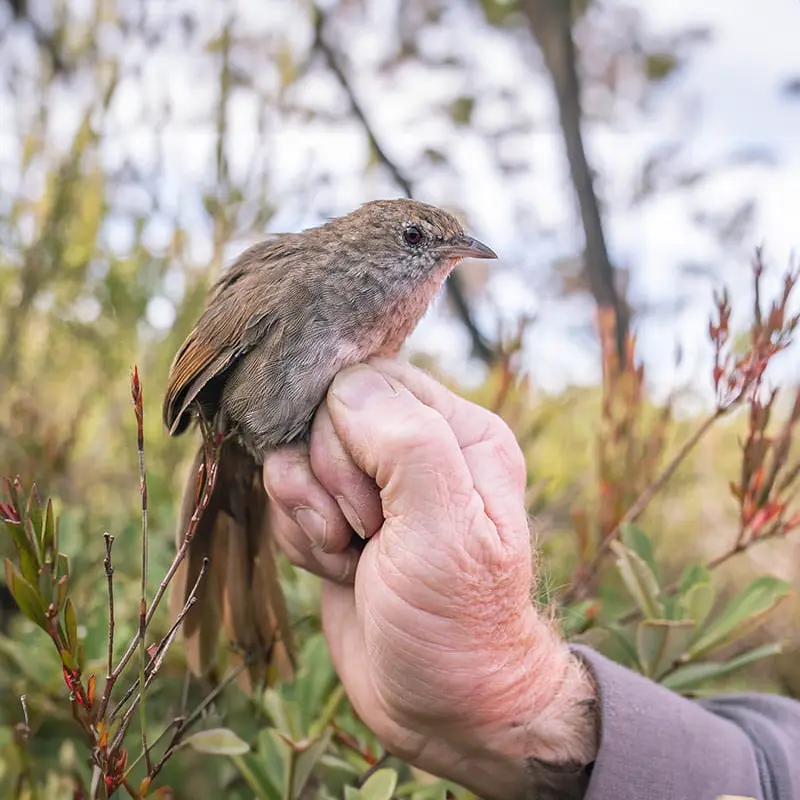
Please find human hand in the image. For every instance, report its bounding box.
[263,360,598,799]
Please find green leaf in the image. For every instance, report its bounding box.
[611,541,663,619]
[344,788,364,800]
[41,499,56,559]
[660,594,683,621]
[55,576,68,613]
[310,682,346,738]
[257,727,289,795]
[677,563,711,595]
[620,524,660,583]
[661,643,783,693]
[4,518,39,587]
[605,624,640,669]
[291,729,332,799]
[359,769,399,800]
[229,754,280,800]
[687,576,792,660]
[23,518,40,569]
[7,478,26,525]
[315,754,362,794]
[4,560,47,630]
[25,487,43,554]
[680,582,715,630]
[263,689,302,740]
[61,648,76,671]
[38,561,53,605]
[56,553,70,582]
[294,633,336,732]
[635,619,695,679]
[180,728,250,756]
[64,598,78,651]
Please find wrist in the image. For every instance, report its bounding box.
[439,613,599,799]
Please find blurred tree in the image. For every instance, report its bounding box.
[0,0,799,797]
[522,0,630,364]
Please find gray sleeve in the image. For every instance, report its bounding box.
[572,645,800,800]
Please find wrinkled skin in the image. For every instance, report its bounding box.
[263,360,597,799]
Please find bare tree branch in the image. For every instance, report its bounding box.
[2,0,70,74]
[312,7,498,366]
[523,0,629,364]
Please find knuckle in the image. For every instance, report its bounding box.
[486,413,527,491]
[378,403,451,459]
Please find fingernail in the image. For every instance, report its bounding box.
[332,365,397,411]
[294,507,327,550]
[337,496,366,539]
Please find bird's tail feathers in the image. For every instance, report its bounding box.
[169,439,296,693]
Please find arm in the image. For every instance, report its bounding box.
[263,359,800,800]
[577,644,800,800]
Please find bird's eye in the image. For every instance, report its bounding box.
[403,225,423,246]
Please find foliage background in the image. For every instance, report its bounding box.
[1,0,799,797]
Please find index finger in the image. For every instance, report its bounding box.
[325,365,480,540]
[360,359,530,544]
[368,358,527,495]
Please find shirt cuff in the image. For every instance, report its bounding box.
[571,645,763,800]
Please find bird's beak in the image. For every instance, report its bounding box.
[441,235,498,260]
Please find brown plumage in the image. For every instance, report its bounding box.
[163,198,497,690]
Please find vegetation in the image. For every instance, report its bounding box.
[1,0,798,797]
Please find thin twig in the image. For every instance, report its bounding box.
[120,776,141,799]
[333,724,381,769]
[522,0,629,364]
[20,694,29,732]
[109,606,192,756]
[98,532,115,719]
[109,559,208,725]
[357,751,393,788]
[15,695,37,800]
[311,5,497,365]
[617,410,722,530]
[138,656,252,786]
[567,409,722,603]
[131,366,152,772]
[109,562,208,759]
[703,544,746,573]
[110,434,221,682]
[312,11,411,196]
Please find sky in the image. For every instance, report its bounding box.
[2,0,799,405]
[610,0,800,397]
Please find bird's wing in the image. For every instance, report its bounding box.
[163,241,289,435]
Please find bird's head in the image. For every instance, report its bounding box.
[315,198,497,286]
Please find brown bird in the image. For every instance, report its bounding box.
[163,198,497,689]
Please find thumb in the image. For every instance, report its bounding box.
[325,364,477,538]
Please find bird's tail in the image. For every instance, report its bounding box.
[169,439,296,693]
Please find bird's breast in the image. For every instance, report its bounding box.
[221,264,451,455]
[356,265,451,357]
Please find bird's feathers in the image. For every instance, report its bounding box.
[164,199,487,692]
[169,440,296,690]
[163,243,287,435]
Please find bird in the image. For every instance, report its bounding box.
[162,198,497,690]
